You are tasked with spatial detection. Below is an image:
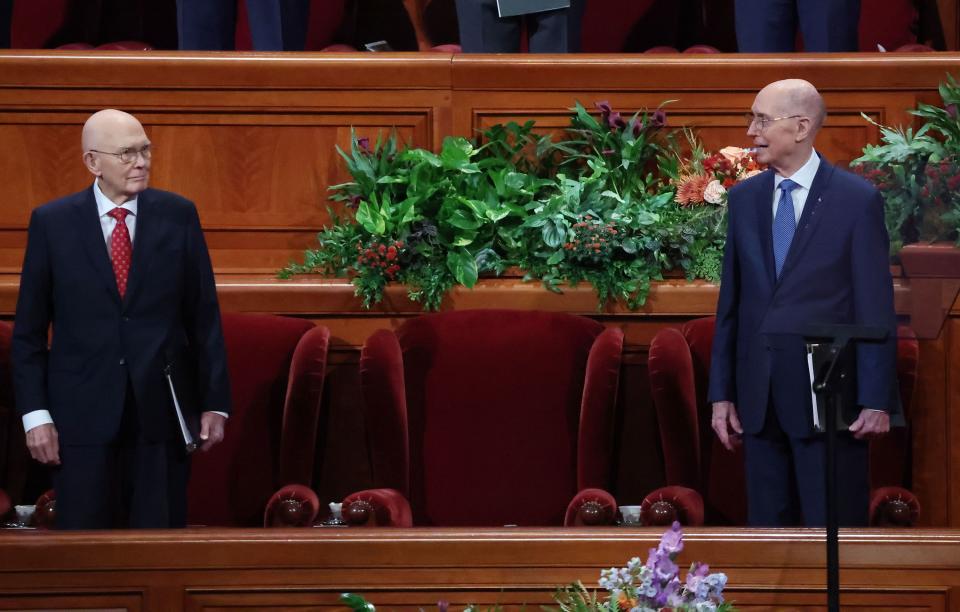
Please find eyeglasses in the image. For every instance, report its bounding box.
[87,143,152,164]
[744,114,804,130]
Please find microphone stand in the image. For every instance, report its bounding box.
[803,324,888,612]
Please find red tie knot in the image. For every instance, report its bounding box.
[107,207,129,222]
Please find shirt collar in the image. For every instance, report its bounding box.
[774,149,820,191]
[93,179,139,218]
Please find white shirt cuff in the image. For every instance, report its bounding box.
[210,411,229,419]
[22,410,54,432]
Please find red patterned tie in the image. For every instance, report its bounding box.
[107,207,132,297]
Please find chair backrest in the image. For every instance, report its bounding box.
[187,313,329,527]
[0,321,23,505]
[648,318,747,525]
[649,316,920,525]
[361,309,622,526]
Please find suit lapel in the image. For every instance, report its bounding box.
[754,170,776,286]
[778,158,835,282]
[123,189,157,307]
[75,187,122,304]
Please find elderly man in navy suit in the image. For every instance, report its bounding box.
[12,109,231,529]
[708,79,897,527]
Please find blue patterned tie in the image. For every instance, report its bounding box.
[773,178,799,279]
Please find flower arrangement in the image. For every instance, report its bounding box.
[851,73,960,252]
[658,134,764,282]
[281,101,739,310]
[552,522,733,612]
[339,523,733,612]
[671,140,762,207]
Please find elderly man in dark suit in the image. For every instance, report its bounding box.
[12,109,231,529]
[708,79,897,526]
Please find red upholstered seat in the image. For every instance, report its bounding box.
[0,320,16,523]
[186,313,330,527]
[344,309,623,527]
[645,316,921,527]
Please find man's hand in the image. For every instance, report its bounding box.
[848,408,890,440]
[198,411,227,452]
[711,401,743,451]
[25,423,60,465]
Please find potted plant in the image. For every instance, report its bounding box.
[851,74,960,337]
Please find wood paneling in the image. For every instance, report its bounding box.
[0,528,959,611]
[0,52,957,272]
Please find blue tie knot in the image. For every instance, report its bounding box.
[779,178,799,194]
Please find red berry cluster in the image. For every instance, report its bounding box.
[921,158,960,205]
[356,239,404,280]
[563,215,619,263]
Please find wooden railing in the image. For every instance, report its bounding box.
[0,527,959,610]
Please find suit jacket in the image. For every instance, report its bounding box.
[11,187,231,445]
[707,156,897,438]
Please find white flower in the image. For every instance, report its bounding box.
[703,180,727,205]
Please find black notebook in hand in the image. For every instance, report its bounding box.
[806,342,861,432]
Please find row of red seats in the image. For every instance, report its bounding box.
[0,309,920,529]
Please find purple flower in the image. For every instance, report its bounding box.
[650,109,668,128]
[602,148,616,156]
[658,520,684,555]
[594,100,626,130]
[948,104,958,119]
[347,194,362,209]
[437,600,449,612]
[646,546,679,584]
[356,136,371,153]
[607,111,626,130]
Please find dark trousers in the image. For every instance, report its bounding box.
[52,383,190,529]
[455,0,586,53]
[176,0,309,51]
[734,0,861,52]
[743,404,869,527]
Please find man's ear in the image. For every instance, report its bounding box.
[82,151,101,177]
[795,116,814,143]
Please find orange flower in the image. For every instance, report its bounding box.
[617,592,638,609]
[675,174,711,206]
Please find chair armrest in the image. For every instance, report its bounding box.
[565,488,618,526]
[870,486,920,527]
[641,486,705,526]
[33,489,56,529]
[263,484,320,527]
[0,488,10,521]
[342,488,413,527]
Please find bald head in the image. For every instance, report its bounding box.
[81,109,151,205]
[757,79,827,131]
[81,109,145,152]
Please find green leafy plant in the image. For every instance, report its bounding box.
[282,102,742,311]
[852,74,960,251]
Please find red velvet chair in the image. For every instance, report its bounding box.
[643,316,921,527]
[0,320,14,523]
[343,310,624,527]
[188,312,331,527]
